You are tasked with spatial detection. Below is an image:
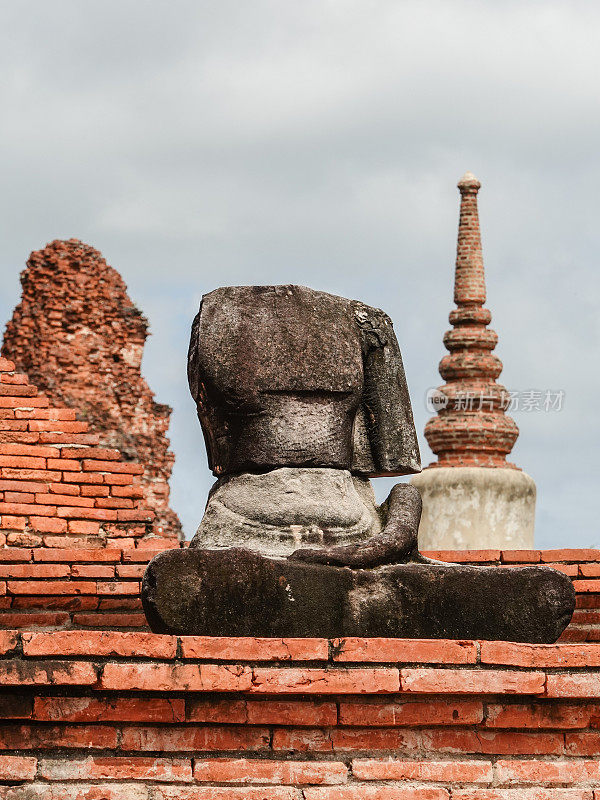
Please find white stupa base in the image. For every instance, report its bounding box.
[410,467,536,551]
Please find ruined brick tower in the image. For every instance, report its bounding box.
[2,239,182,539]
[411,173,536,549]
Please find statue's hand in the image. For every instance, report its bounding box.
[289,541,394,569]
[289,483,428,568]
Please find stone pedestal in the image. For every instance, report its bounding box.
[143,545,572,641]
[411,467,536,550]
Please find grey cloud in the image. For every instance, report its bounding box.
[1,0,598,545]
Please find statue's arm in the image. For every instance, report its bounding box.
[354,304,420,477]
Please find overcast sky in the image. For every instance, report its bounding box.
[1,1,599,547]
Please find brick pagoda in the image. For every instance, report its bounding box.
[411,173,536,549]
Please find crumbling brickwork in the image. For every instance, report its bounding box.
[2,240,181,538]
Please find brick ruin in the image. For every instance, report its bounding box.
[0,354,180,629]
[412,173,536,550]
[2,240,181,539]
[1,232,598,797]
[0,356,172,545]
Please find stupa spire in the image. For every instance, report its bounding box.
[424,173,519,467]
[454,171,485,306]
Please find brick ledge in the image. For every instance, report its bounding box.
[2,630,600,798]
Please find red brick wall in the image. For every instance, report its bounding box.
[0,355,182,629]
[0,545,177,630]
[2,630,600,798]
[0,354,179,583]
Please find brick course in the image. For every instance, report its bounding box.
[1,630,600,796]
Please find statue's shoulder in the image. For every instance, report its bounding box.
[201,286,393,327]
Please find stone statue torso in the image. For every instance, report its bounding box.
[188,284,420,478]
[187,284,420,557]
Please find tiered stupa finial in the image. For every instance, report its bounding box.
[424,173,519,468]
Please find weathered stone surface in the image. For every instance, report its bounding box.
[413,467,536,550]
[289,483,424,568]
[193,468,382,557]
[188,285,420,478]
[142,547,575,642]
[187,284,421,563]
[2,239,181,539]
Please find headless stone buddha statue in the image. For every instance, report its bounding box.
[142,285,575,641]
[189,284,423,565]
